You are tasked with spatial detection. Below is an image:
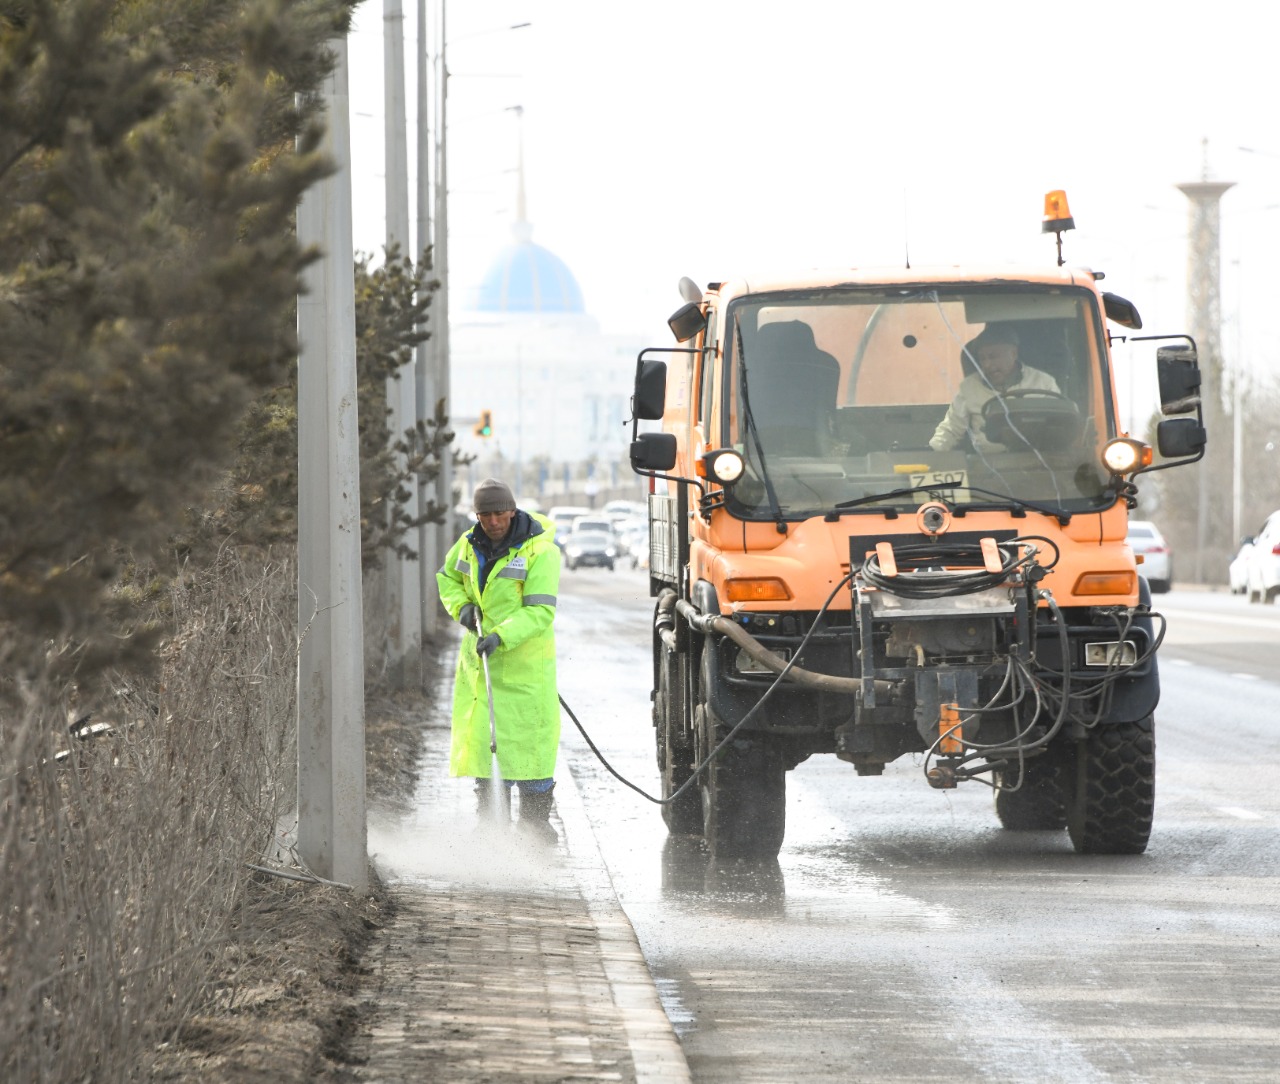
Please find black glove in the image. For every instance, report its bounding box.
[475,632,501,658]
[458,603,480,632]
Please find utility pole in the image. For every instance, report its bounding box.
[434,0,455,566]
[1177,143,1235,584]
[382,0,421,686]
[415,0,440,642]
[296,35,368,892]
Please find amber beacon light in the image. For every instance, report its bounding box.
[1042,189,1075,265]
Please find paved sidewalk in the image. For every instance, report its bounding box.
[350,716,690,1083]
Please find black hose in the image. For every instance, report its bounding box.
[562,534,1144,804]
[860,539,1040,599]
[560,571,854,807]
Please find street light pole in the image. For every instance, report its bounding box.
[414,0,439,643]
[383,0,421,686]
[434,0,454,565]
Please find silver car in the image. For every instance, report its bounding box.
[1127,520,1172,594]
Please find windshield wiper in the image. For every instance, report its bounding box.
[830,484,1073,524]
[952,486,1073,525]
[833,485,958,511]
[735,318,787,533]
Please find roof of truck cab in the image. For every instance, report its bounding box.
[704,264,1101,301]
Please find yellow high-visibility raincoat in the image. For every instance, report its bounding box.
[436,512,561,780]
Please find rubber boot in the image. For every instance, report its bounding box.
[474,778,511,826]
[518,783,558,845]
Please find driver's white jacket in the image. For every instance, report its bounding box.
[929,365,1061,453]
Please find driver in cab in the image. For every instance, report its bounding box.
[929,323,1060,453]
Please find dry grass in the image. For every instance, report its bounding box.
[0,547,332,1082]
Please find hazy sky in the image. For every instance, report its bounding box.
[347,0,1278,417]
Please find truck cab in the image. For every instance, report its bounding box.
[628,199,1205,861]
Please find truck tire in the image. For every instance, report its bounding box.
[699,701,786,861]
[1067,715,1155,855]
[994,750,1068,831]
[655,646,702,835]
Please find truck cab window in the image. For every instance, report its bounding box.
[725,287,1111,520]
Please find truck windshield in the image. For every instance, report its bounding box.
[721,285,1117,520]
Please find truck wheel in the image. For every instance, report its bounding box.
[994,751,1068,831]
[655,647,702,835]
[699,702,786,861]
[1067,715,1155,855]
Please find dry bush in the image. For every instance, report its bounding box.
[0,547,299,1082]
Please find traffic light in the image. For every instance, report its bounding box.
[473,410,493,438]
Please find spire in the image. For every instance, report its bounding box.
[512,105,532,244]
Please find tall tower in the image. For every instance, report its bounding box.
[1176,140,1235,583]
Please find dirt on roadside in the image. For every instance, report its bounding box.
[149,680,442,1083]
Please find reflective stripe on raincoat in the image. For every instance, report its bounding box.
[436,513,561,779]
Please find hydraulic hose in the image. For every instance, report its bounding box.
[673,597,896,696]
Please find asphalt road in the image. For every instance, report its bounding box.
[556,569,1280,1083]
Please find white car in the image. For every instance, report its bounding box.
[1242,510,1280,604]
[1228,541,1253,595]
[1127,520,1172,594]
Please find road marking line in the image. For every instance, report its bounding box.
[1216,806,1264,820]
[1156,607,1280,632]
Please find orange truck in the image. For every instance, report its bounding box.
[626,193,1206,860]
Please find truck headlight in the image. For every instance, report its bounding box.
[1101,438,1152,475]
[703,448,745,486]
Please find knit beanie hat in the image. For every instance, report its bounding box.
[473,478,516,513]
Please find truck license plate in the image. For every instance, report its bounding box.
[909,469,967,501]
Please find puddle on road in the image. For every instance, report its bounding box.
[650,835,959,932]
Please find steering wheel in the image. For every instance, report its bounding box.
[981,388,1081,450]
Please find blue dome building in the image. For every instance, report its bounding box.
[470,220,585,315]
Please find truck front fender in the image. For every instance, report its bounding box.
[1096,576,1161,725]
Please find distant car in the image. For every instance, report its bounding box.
[602,499,645,521]
[1228,540,1253,595]
[614,523,649,569]
[1127,520,1172,593]
[548,505,591,549]
[563,531,616,571]
[1242,510,1280,604]
[571,516,616,537]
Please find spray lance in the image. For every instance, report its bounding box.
[477,613,498,755]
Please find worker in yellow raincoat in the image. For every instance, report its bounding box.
[436,479,562,841]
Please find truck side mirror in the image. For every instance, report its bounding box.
[1156,417,1206,458]
[1102,292,1143,330]
[630,432,677,472]
[1156,344,1200,415]
[668,301,707,343]
[632,360,667,420]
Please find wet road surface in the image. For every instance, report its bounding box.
[556,571,1280,1082]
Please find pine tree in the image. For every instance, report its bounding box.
[211,243,453,568]
[0,0,357,685]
